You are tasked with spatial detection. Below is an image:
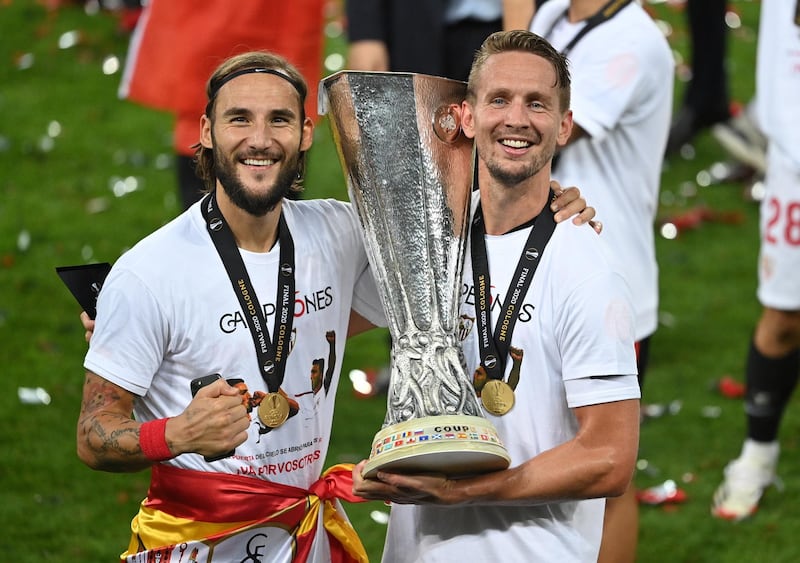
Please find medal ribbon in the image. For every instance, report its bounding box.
[470,193,557,381]
[541,0,634,57]
[201,191,295,393]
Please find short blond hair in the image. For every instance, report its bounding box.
[467,30,571,112]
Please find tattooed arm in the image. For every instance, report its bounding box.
[77,372,144,472]
[77,371,250,472]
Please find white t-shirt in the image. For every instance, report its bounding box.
[381,194,640,562]
[753,3,800,309]
[532,0,674,340]
[85,197,384,560]
[756,0,800,169]
[86,198,383,484]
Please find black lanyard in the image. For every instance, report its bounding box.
[201,191,296,393]
[544,0,632,172]
[470,194,557,381]
[542,0,633,57]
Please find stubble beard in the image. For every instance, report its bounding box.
[485,144,555,188]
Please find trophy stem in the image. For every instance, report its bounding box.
[385,332,481,427]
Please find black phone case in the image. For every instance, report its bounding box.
[189,374,235,462]
[190,373,222,397]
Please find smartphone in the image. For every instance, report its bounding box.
[190,373,222,397]
[188,373,235,462]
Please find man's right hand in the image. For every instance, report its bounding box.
[170,378,250,459]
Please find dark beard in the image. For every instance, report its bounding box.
[215,149,301,217]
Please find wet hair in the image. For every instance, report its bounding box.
[192,51,309,195]
[466,30,571,112]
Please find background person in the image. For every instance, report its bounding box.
[529,1,674,560]
[346,0,502,81]
[711,0,800,523]
[665,0,731,154]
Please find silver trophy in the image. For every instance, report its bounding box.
[320,71,510,478]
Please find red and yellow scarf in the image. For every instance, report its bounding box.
[122,463,367,562]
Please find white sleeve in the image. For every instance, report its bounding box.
[83,267,168,396]
[555,270,640,407]
[344,203,387,327]
[564,374,640,408]
[352,264,387,327]
[568,45,643,141]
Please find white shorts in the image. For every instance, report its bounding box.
[757,144,800,310]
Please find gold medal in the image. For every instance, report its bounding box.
[481,379,515,416]
[258,392,290,428]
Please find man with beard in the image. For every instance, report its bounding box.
[76,51,386,563]
[353,31,641,562]
[76,50,594,562]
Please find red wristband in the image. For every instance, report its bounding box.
[139,418,174,462]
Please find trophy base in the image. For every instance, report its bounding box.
[362,414,511,479]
